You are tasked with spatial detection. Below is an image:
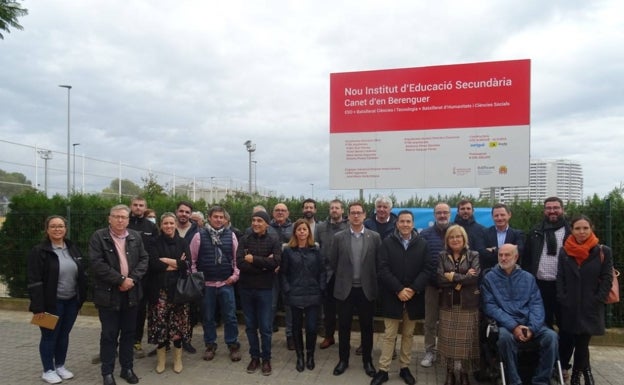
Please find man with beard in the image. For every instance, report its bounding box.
[127,196,158,360]
[522,197,570,329]
[315,199,348,350]
[270,203,295,348]
[453,199,487,256]
[190,206,241,363]
[301,198,318,238]
[175,201,200,354]
[417,202,451,368]
[482,244,558,385]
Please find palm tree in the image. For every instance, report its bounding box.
[0,0,28,40]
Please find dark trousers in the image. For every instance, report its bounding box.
[291,305,320,353]
[536,280,560,329]
[134,279,148,344]
[322,276,337,339]
[559,331,592,371]
[98,294,138,376]
[337,287,374,363]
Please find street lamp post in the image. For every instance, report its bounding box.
[72,143,80,193]
[59,85,72,197]
[252,160,257,194]
[310,183,314,198]
[244,140,256,195]
[38,149,53,196]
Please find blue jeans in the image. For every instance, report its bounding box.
[240,288,273,360]
[39,297,79,371]
[272,275,293,336]
[201,285,239,346]
[497,327,558,385]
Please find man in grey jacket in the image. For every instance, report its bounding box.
[330,202,381,378]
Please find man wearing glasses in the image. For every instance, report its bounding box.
[89,204,149,385]
[522,197,570,329]
[189,206,241,363]
[330,202,381,378]
[418,202,452,368]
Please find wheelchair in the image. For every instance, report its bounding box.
[477,319,564,385]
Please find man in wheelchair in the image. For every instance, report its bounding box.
[481,244,558,385]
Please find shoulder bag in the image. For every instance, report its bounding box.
[599,245,620,304]
[173,261,205,304]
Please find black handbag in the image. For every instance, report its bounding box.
[173,262,204,304]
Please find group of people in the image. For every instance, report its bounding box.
[26,195,615,385]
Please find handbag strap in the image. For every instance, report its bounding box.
[599,245,605,264]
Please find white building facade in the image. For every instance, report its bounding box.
[479,159,583,204]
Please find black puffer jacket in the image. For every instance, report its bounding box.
[280,245,326,308]
[27,238,88,314]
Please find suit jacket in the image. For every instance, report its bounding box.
[481,226,525,270]
[329,227,381,301]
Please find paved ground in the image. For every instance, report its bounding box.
[2,309,624,385]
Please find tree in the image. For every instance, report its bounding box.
[0,0,28,39]
[141,173,168,201]
[101,178,142,198]
[0,169,34,198]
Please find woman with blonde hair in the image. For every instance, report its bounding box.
[437,224,480,385]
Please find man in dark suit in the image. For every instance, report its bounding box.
[481,203,525,271]
[330,202,381,378]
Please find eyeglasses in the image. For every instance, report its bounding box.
[110,215,129,220]
[544,206,562,212]
[349,211,364,216]
[435,211,450,215]
[48,225,66,229]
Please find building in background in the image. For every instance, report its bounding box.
[480,159,583,204]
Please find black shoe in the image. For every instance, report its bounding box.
[333,361,349,375]
[103,374,116,385]
[355,345,363,355]
[182,341,196,354]
[371,370,389,385]
[273,323,279,332]
[306,354,315,370]
[364,361,377,377]
[399,367,416,385]
[119,369,139,384]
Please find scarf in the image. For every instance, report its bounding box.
[563,232,599,266]
[542,217,566,256]
[205,224,224,245]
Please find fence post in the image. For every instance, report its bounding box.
[605,198,614,328]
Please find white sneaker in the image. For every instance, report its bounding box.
[56,365,74,380]
[420,351,436,367]
[42,370,63,384]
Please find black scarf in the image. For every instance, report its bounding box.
[542,217,566,256]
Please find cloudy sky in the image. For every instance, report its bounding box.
[1,0,623,202]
